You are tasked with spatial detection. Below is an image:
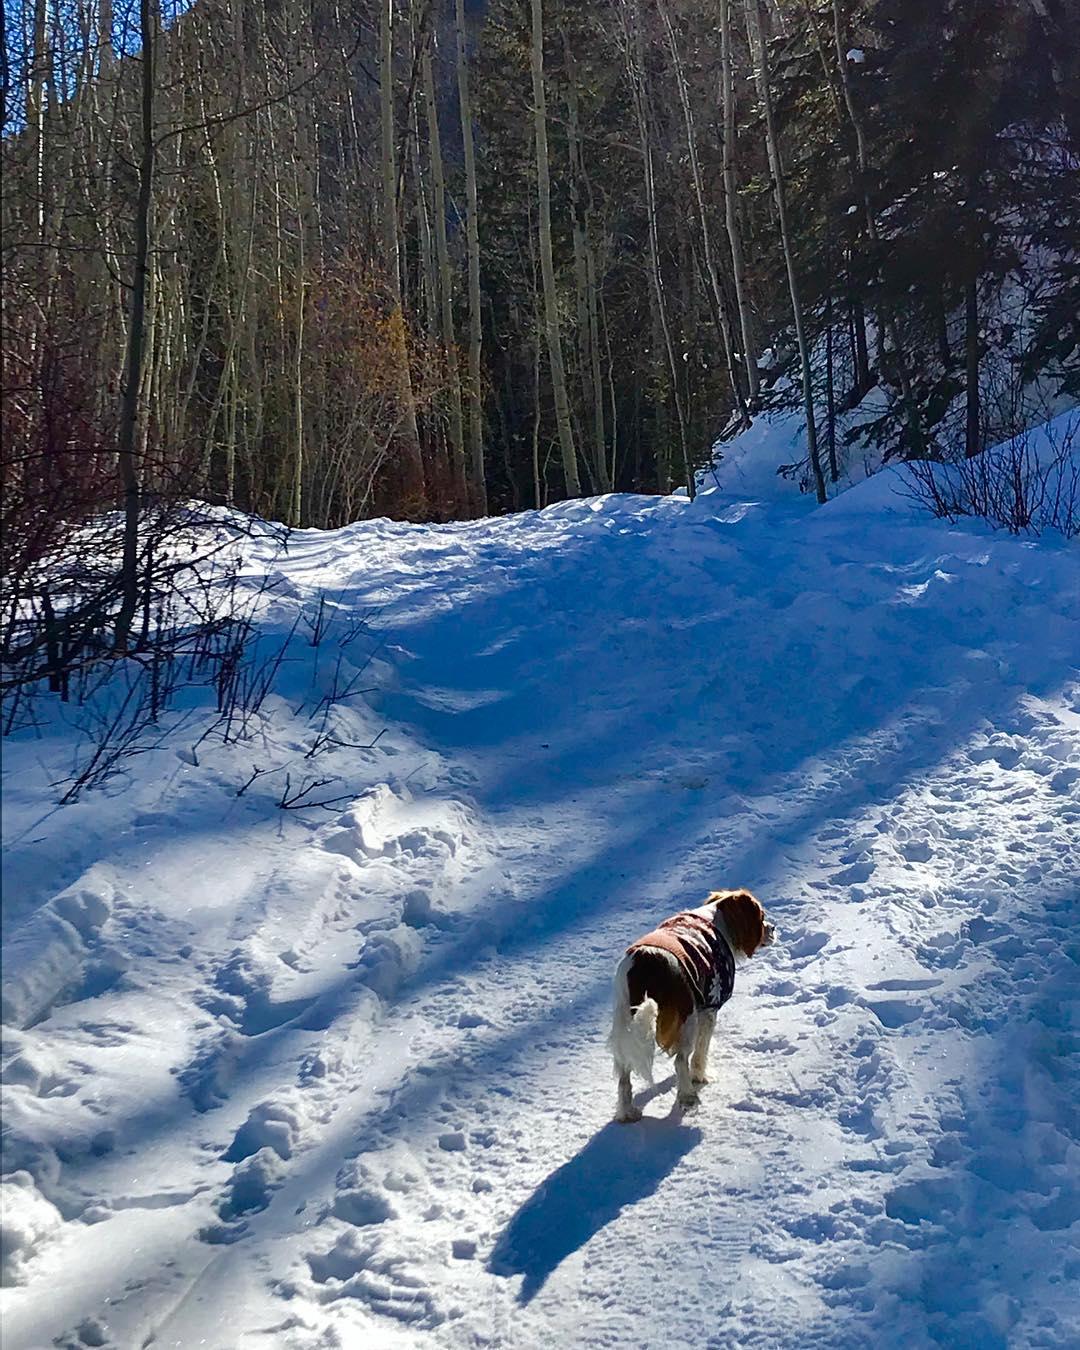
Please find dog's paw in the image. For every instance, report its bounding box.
[676,1091,700,1110]
[615,1106,643,1123]
[691,1074,710,1086]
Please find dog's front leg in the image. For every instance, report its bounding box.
[615,1070,642,1123]
[691,1010,716,1085]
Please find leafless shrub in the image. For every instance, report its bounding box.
[904,414,1079,537]
[277,772,354,812]
[54,659,196,804]
[4,500,391,810]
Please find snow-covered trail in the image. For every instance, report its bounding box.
[3,480,1079,1349]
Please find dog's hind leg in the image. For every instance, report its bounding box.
[691,1010,716,1085]
[675,1013,701,1108]
[616,1070,642,1123]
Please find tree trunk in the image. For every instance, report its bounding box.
[851,290,870,395]
[291,204,306,527]
[455,0,487,515]
[744,0,826,503]
[831,0,925,458]
[720,0,760,408]
[659,0,744,424]
[965,277,980,457]
[622,0,693,498]
[825,286,838,481]
[422,40,468,514]
[380,0,427,517]
[562,28,610,492]
[114,0,156,652]
[530,0,580,498]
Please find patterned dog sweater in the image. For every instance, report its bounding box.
[628,907,736,1010]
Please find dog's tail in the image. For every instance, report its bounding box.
[609,954,657,1084]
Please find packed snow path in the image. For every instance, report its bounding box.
[3,478,1079,1349]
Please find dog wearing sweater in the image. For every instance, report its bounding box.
[609,890,775,1122]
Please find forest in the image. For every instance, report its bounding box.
[4,0,1077,532]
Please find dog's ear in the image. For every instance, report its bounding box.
[717,890,766,956]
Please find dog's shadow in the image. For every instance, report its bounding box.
[489,1086,702,1303]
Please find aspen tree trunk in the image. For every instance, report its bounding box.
[529,231,545,508]
[622,0,693,498]
[831,0,925,457]
[584,238,610,489]
[422,40,468,513]
[42,0,82,333]
[720,0,760,409]
[88,0,123,449]
[292,210,306,527]
[411,105,451,512]
[380,0,427,516]
[599,280,619,487]
[658,0,745,424]
[28,0,48,249]
[0,2,9,133]
[114,0,156,651]
[744,0,826,503]
[529,0,580,498]
[650,291,672,494]
[454,0,487,515]
[413,111,438,346]
[522,220,543,508]
[24,0,50,410]
[561,29,610,492]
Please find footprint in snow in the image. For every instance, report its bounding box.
[863,999,924,1029]
[333,1186,396,1226]
[867,976,940,992]
[787,931,829,960]
[829,861,875,885]
[306,1230,444,1327]
[898,839,935,863]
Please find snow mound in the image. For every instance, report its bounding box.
[1,868,120,1030]
[0,1172,63,1284]
[706,398,1080,528]
[224,1097,308,1163]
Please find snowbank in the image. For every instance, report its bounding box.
[0,1173,63,1284]
[2,451,1078,1346]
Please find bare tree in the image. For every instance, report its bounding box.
[720,0,760,408]
[380,0,428,516]
[455,0,487,514]
[530,0,580,497]
[744,0,826,503]
[422,34,468,511]
[114,0,157,651]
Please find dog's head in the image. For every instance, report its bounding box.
[708,889,775,956]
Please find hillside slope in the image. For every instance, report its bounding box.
[2,443,1079,1348]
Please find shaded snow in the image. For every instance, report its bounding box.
[2,438,1079,1347]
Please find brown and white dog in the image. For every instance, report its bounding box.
[609,890,775,1122]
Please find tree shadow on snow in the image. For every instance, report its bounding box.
[489,1114,701,1303]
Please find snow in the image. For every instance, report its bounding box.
[701,386,899,502]
[3,425,1080,1348]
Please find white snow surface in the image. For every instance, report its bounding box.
[3,440,1080,1348]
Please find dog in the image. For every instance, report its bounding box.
[609,890,775,1122]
